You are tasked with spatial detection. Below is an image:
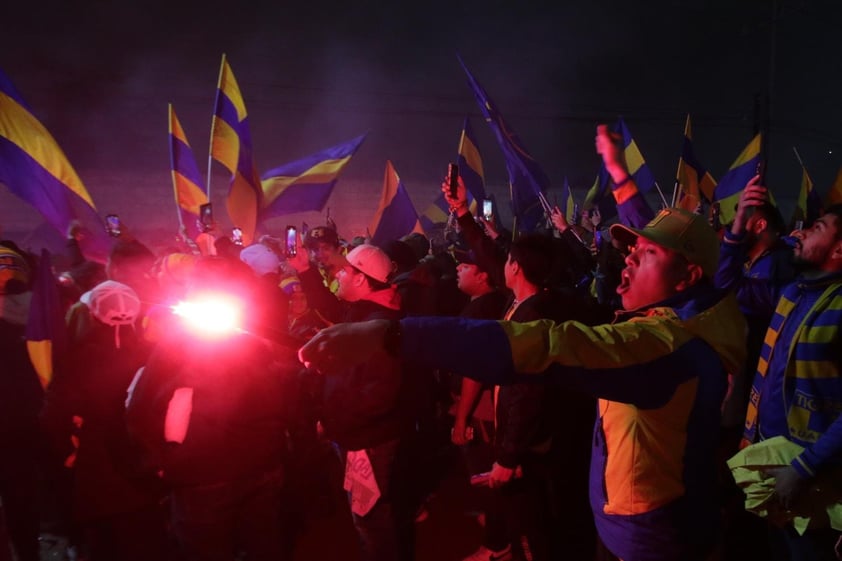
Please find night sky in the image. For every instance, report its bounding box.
[2,0,841,241]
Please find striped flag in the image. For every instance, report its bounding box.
[169,104,208,240]
[458,56,549,233]
[675,115,717,211]
[714,134,762,225]
[26,249,65,389]
[209,54,261,245]
[369,160,423,246]
[260,133,366,218]
[790,153,822,229]
[0,68,109,260]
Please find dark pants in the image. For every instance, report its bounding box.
[339,438,416,561]
[83,503,174,561]
[768,524,841,561]
[0,435,39,561]
[170,468,285,561]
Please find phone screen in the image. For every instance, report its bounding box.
[285,226,297,257]
[232,227,243,245]
[199,203,213,231]
[482,199,493,220]
[105,214,121,237]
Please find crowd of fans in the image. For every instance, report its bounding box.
[2,125,842,561]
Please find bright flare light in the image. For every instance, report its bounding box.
[172,294,244,337]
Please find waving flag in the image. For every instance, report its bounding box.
[714,133,762,225]
[369,161,423,246]
[419,193,451,233]
[0,68,109,259]
[827,166,842,207]
[616,118,656,194]
[260,133,366,219]
[676,115,717,212]
[26,249,65,389]
[458,116,486,203]
[790,151,822,229]
[584,118,657,222]
[560,177,576,223]
[169,105,208,240]
[458,56,549,233]
[209,55,261,245]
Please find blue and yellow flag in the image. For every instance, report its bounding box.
[584,118,657,222]
[169,104,208,240]
[561,177,576,223]
[369,160,423,247]
[583,166,616,221]
[0,68,108,259]
[209,55,261,245]
[458,116,486,203]
[260,133,366,219]
[676,115,717,212]
[26,249,65,389]
[458,57,549,233]
[714,133,762,225]
[790,156,822,229]
[616,118,656,194]
[419,193,451,233]
[826,166,842,208]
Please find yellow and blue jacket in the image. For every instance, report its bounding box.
[400,284,746,561]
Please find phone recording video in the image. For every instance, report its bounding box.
[231,227,243,246]
[482,199,493,221]
[199,203,214,232]
[105,214,121,237]
[448,162,459,199]
[285,226,297,257]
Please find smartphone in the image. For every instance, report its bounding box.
[285,226,297,257]
[482,199,493,221]
[231,227,243,246]
[199,203,214,232]
[105,214,121,237]
[448,162,459,199]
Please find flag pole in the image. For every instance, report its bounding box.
[792,146,805,168]
[673,115,691,209]
[653,181,669,209]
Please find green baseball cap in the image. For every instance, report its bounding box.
[609,207,720,277]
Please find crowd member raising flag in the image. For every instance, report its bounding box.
[458,56,550,234]
[368,160,423,247]
[169,104,208,241]
[790,147,822,229]
[713,133,762,226]
[457,116,487,204]
[675,115,717,212]
[259,133,367,220]
[0,68,109,260]
[209,54,262,245]
[584,118,659,223]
